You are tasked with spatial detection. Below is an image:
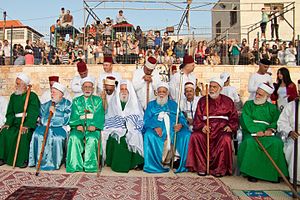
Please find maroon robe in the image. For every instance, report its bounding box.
[186,94,238,176]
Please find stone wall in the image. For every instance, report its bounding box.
[0,64,299,102]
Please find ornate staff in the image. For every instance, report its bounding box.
[293,98,299,198]
[170,71,184,170]
[205,84,210,175]
[35,102,55,176]
[254,137,300,199]
[13,85,32,168]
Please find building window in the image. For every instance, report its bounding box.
[33,34,40,42]
[216,21,221,37]
[27,30,32,41]
[230,6,237,26]
[7,29,25,40]
[0,30,3,40]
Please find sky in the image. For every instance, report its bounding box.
[0,0,215,38]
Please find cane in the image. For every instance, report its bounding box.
[97,130,102,177]
[102,79,107,112]
[13,85,32,168]
[36,102,55,176]
[254,137,300,199]
[205,84,210,175]
[170,71,184,170]
[293,98,299,199]
[146,81,150,108]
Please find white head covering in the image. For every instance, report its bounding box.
[184,82,195,90]
[209,77,224,87]
[258,83,274,94]
[220,72,230,83]
[145,57,157,70]
[80,76,95,86]
[157,82,169,91]
[17,73,30,85]
[52,82,66,94]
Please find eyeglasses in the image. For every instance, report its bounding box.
[82,86,94,89]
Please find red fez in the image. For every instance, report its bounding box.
[49,76,59,82]
[183,55,194,65]
[104,56,113,63]
[171,65,177,71]
[77,61,87,73]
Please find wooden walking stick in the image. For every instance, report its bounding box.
[97,133,101,177]
[170,71,184,170]
[13,85,32,168]
[146,81,150,107]
[254,137,300,199]
[205,84,210,175]
[35,102,55,176]
[102,79,107,112]
[293,98,299,199]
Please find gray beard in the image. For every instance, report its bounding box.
[209,91,220,99]
[51,96,62,103]
[120,93,128,103]
[254,96,268,105]
[156,96,168,106]
[14,89,25,95]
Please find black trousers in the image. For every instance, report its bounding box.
[271,24,279,39]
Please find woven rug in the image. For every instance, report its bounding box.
[0,170,238,200]
[232,189,300,200]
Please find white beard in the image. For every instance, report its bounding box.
[254,96,268,105]
[84,91,93,97]
[209,91,220,99]
[51,96,62,103]
[120,93,128,103]
[156,96,168,106]
[14,89,25,95]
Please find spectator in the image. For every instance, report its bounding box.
[269,44,280,65]
[146,30,155,50]
[138,32,147,55]
[59,7,65,23]
[135,26,143,41]
[2,40,11,65]
[154,31,162,48]
[103,37,113,57]
[259,45,271,60]
[103,19,112,41]
[194,41,205,64]
[271,6,280,41]
[115,10,127,24]
[32,41,42,65]
[229,39,241,65]
[14,47,25,66]
[61,50,70,64]
[219,40,228,64]
[162,32,170,52]
[95,40,104,64]
[260,7,269,40]
[284,42,296,66]
[113,40,123,63]
[25,49,34,65]
[86,39,96,64]
[174,39,186,62]
[25,40,33,51]
[207,50,221,65]
[62,10,73,27]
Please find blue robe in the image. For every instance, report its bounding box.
[28,98,71,170]
[143,99,191,173]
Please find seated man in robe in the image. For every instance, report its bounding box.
[103,80,144,172]
[180,82,200,131]
[143,82,191,173]
[238,83,288,182]
[186,78,238,177]
[66,77,105,173]
[277,99,300,184]
[0,95,8,127]
[29,82,71,170]
[0,73,40,167]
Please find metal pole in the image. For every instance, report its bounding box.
[187,4,191,55]
[297,35,300,66]
[10,25,13,65]
[225,30,228,64]
[3,12,6,41]
[83,0,87,61]
[292,2,295,43]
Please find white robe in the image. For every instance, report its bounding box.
[169,71,196,104]
[221,86,240,103]
[97,72,121,94]
[248,72,272,100]
[277,100,300,184]
[40,89,72,104]
[132,67,161,110]
[0,96,8,126]
[180,96,200,131]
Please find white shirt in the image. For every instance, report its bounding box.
[97,71,121,94]
[248,72,272,100]
[169,71,196,103]
[221,86,240,103]
[132,67,161,110]
[0,96,8,126]
[40,89,72,104]
[180,96,200,131]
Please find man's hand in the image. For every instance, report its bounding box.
[256,131,265,137]
[1,125,9,131]
[77,126,84,132]
[100,91,106,100]
[264,129,273,136]
[143,75,153,82]
[187,118,193,126]
[88,126,96,132]
[289,131,300,140]
[21,127,28,134]
[154,127,162,137]
[49,105,55,114]
[223,126,232,132]
[202,125,210,134]
[174,124,183,132]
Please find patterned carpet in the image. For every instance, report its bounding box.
[0,170,238,200]
[233,190,300,200]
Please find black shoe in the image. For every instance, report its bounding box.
[247,176,258,182]
[134,163,144,171]
[213,174,223,178]
[0,159,5,166]
[173,159,181,170]
[197,172,207,176]
[19,160,28,168]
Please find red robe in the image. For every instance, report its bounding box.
[186,94,238,176]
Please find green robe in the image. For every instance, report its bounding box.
[66,95,105,173]
[0,92,40,167]
[238,100,288,182]
[106,101,144,173]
